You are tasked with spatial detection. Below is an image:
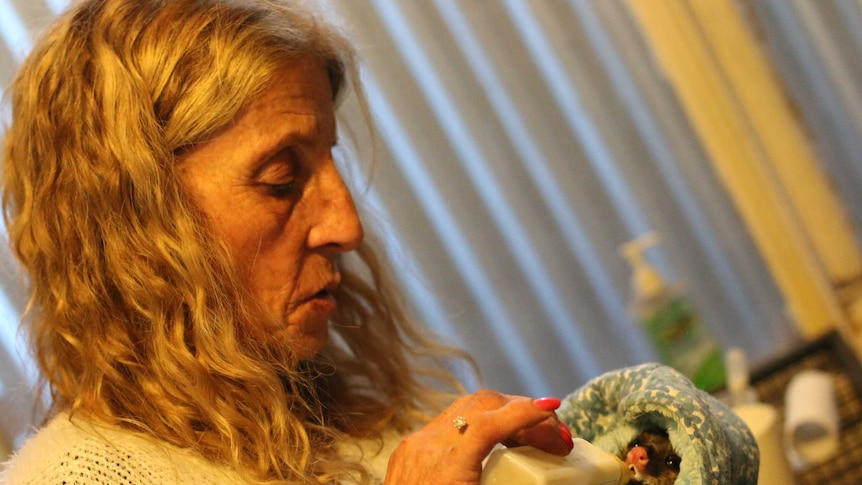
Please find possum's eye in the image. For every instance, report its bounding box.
[665,454,682,471]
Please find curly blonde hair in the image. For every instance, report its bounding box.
[2,0,469,482]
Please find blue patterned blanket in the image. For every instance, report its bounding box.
[557,363,759,485]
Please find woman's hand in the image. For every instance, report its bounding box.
[384,390,574,485]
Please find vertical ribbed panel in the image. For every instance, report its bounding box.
[751,0,862,238]
[330,0,808,396]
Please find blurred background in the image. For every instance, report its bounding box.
[2,0,862,464]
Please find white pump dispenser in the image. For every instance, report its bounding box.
[619,232,727,392]
[619,232,665,301]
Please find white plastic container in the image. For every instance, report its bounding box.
[481,439,631,485]
[733,403,796,485]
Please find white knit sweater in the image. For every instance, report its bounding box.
[1,413,397,484]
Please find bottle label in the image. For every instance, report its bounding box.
[641,296,726,392]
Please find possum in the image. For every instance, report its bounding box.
[622,428,681,485]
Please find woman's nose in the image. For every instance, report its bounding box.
[306,161,364,253]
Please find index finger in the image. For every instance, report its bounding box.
[457,395,567,457]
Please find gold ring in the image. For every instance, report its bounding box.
[453,415,468,433]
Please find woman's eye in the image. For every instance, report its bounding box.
[264,181,297,199]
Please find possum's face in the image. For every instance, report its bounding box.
[623,428,681,485]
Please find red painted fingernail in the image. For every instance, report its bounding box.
[533,397,561,411]
[559,422,574,451]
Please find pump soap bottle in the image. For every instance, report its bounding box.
[620,232,726,392]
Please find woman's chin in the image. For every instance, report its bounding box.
[241,311,330,362]
[280,315,330,361]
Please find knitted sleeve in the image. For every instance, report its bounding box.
[1,415,238,485]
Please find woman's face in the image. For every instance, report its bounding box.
[179,57,364,360]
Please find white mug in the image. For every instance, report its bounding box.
[784,370,839,468]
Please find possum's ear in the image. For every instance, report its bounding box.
[557,363,760,485]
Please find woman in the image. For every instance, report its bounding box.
[1,0,573,483]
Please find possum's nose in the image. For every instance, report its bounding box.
[626,445,650,473]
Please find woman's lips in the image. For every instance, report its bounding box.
[292,274,340,317]
[302,289,336,315]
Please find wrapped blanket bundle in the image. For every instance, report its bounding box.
[558,363,759,485]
